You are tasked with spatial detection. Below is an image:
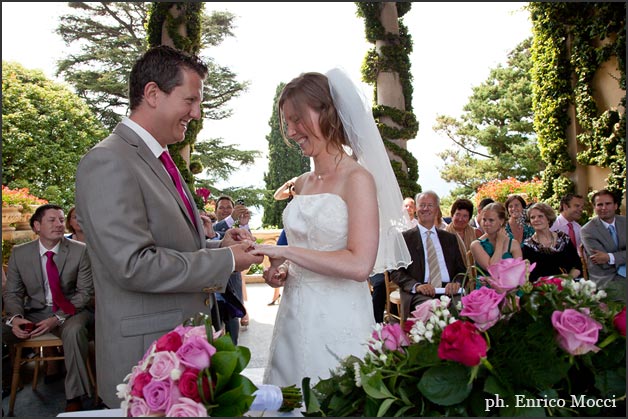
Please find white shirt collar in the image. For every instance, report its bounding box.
[418,224,437,236]
[39,240,61,257]
[120,117,167,158]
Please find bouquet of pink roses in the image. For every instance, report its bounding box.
[302,258,626,417]
[117,313,302,417]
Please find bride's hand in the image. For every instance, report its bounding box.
[264,262,288,288]
[250,244,285,260]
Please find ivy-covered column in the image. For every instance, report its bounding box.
[146,2,204,202]
[356,2,420,199]
[529,3,625,209]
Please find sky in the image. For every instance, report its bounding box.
[2,2,532,228]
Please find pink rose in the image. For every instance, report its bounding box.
[485,257,534,293]
[178,369,201,401]
[184,326,210,339]
[377,323,410,352]
[460,287,505,331]
[613,307,626,336]
[149,350,181,381]
[176,336,216,370]
[156,331,183,352]
[166,397,208,417]
[534,276,564,291]
[131,371,152,398]
[128,396,152,417]
[173,325,193,336]
[410,298,446,323]
[438,320,487,366]
[551,309,602,355]
[142,379,172,411]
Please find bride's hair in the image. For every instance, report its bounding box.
[278,72,350,157]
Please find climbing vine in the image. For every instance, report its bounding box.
[356,2,420,198]
[528,2,625,207]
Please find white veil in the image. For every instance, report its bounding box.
[326,67,413,274]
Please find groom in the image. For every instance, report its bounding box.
[75,45,262,407]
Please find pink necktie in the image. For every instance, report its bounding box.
[567,222,577,248]
[159,151,197,227]
[45,251,76,315]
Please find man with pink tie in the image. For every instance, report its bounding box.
[3,204,94,412]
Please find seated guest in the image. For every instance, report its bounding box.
[3,204,94,412]
[550,193,585,256]
[470,202,522,288]
[65,206,86,243]
[522,202,581,282]
[470,197,494,233]
[213,197,251,342]
[581,189,626,293]
[390,191,466,322]
[403,197,419,227]
[505,194,535,247]
[445,198,483,266]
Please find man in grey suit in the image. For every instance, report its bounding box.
[3,204,94,412]
[581,189,626,300]
[74,45,262,407]
[390,191,467,321]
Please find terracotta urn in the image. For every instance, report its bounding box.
[2,206,23,232]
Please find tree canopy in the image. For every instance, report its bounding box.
[435,38,543,199]
[2,61,107,209]
[55,2,248,131]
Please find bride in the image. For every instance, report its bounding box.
[250,68,412,388]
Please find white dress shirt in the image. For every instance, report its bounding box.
[417,224,451,284]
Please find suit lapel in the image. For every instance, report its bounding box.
[114,124,203,245]
[595,218,615,250]
[56,238,69,278]
[28,241,46,293]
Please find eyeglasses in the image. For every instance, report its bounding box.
[417,204,435,209]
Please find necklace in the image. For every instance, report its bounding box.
[535,232,554,248]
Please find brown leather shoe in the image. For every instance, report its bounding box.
[65,398,83,412]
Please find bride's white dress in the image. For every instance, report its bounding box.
[263,193,375,387]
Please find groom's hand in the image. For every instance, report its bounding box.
[221,227,255,246]
[230,242,263,272]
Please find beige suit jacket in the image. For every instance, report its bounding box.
[75,123,234,406]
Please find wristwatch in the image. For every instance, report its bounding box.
[54,314,66,325]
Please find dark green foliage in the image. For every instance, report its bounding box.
[262,83,311,228]
[435,38,543,198]
[2,62,106,209]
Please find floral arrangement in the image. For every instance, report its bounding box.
[195,187,211,205]
[474,177,542,208]
[2,185,48,209]
[117,314,302,417]
[302,258,625,417]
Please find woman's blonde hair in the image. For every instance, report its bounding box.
[278,72,348,157]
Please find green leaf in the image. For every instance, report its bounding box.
[212,334,237,352]
[377,398,395,417]
[362,371,395,400]
[418,364,472,406]
[211,351,238,392]
[302,377,322,415]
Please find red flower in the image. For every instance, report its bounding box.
[131,371,152,397]
[178,369,201,401]
[534,276,564,291]
[614,307,626,337]
[437,320,487,366]
[155,331,183,352]
[402,319,415,334]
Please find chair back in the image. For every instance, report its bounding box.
[383,271,403,328]
[464,250,477,294]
